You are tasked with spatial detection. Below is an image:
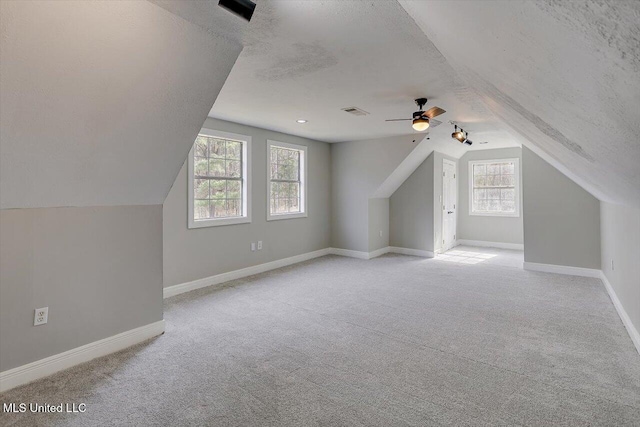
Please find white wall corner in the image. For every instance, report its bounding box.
[368,247,391,259]
[0,320,165,393]
[600,272,640,355]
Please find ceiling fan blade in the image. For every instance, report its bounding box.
[424,106,446,119]
[429,119,442,127]
[385,118,412,121]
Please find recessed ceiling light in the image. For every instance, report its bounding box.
[296,119,307,124]
[479,141,488,144]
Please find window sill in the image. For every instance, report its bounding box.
[188,216,251,229]
[469,212,520,218]
[267,212,308,221]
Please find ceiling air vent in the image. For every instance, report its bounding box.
[341,107,369,116]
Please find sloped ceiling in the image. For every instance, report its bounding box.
[209,0,519,150]
[0,0,244,209]
[399,0,640,207]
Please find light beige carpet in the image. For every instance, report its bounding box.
[2,254,639,426]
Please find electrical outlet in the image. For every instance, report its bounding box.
[379,230,383,237]
[34,307,48,326]
[251,242,256,252]
[257,240,263,250]
[611,259,614,271]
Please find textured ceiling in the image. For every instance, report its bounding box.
[2,0,636,210]
[209,0,520,151]
[0,0,244,209]
[399,0,640,207]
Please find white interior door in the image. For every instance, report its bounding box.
[442,159,457,252]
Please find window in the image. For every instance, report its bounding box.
[469,158,519,217]
[188,130,251,228]
[267,140,307,220]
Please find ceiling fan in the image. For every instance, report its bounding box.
[385,98,446,131]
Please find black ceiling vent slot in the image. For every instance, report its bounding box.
[218,0,256,22]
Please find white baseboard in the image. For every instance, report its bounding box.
[457,239,524,251]
[328,247,389,260]
[600,272,640,355]
[389,246,434,258]
[329,246,434,260]
[164,248,333,298]
[163,244,436,301]
[523,262,601,278]
[368,246,391,259]
[329,247,371,260]
[0,320,165,393]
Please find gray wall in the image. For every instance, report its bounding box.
[458,147,524,244]
[522,146,600,268]
[331,135,420,252]
[0,205,163,372]
[433,152,458,253]
[368,198,390,252]
[163,118,331,288]
[389,154,434,252]
[600,202,640,338]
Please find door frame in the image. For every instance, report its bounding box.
[442,158,457,252]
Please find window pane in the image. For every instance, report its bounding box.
[210,179,226,199]
[474,176,486,187]
[194,179,209,199]
[501,188,515,201]
[226,160,241,178]
[208,159,225,177]
[194,157,208,176]
[211,199,226,217]
[227,180,241,199]
[194,137,208,157]
[289,197,300,213]
[277,164,287,180]
[277,198,287,214]
[487,175,500,186]
[501,163,514,175]
[226,141,241,160]
[209,139,225,159]
[227,199,241,217]
[194,199,211,220]
[473,164,486,176]
[501,174,514,186]
[488,188,500,199]
[501,200,516,212]
[487,163,501,174]
[474,188,486,201]
[488,200,500,211]
[290,182,299,199]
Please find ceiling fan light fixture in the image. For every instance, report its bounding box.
[412,117,430,131]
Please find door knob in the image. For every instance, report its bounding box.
[447,211,453,214]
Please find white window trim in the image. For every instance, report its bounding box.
[188,129,252,228]
[267,140,308,221]
[468,158,520,218]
